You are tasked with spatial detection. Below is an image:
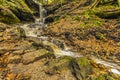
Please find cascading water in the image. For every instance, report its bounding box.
[33,0,47,24]
[18,1,120,76]
[20,0,47,37]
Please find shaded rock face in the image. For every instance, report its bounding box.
[25,0,39,16]
[0,0,35,24]
[0,5,20,24]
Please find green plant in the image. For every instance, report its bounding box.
[73,15,81,21]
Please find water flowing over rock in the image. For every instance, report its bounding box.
[0,0,120,80]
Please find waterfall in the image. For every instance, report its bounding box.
[18,1,120,76]
[33,0,47,27]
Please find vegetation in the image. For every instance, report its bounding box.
[0,0,120,80]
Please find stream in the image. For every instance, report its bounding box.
[20,21,120,76]
[19,0,120,76]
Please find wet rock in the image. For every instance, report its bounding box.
[50,39,65,49]
[115,53,120,60]
[0,33,3,42]
[17,27,26,38]
[0,5,20,24]
[15,74,31,80]
[0,26,6,32]
[12,50,24,55]
[3,27,26,41]
[0,49,7,55]
[22,49,55,64]
[8,55,22,64]
[0,38,3,42]
[46,56,73,75]
[64,32,73,41]
[93,74,117,80]
[43,45,54,53]
[27,37,43,47]
[0,33,3,37]
[0,0,35,24]
[25,0,39,16]
[8,0,34,22]
[71,57,93,80]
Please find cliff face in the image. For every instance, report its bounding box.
[0,0,36,24]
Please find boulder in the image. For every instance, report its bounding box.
[0,0,35,24]
[71,57,93,80]
[25,0,39,16]
[22,49,55,64]
[46,56,73,75]
[7,0,34,21]
[8,55,22,64]
[0,5,20,24]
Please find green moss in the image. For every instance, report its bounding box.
[46,56,74,74]
[95,32,106,40]
[71,57,93,80]
[48,56,73,69]
[0,5,20,24]
[0,0,34,23]
[93,5,120,18]
[17,27,26,37]
[73,15,81,21]
[76,57,89,66]
[95,74,116,80]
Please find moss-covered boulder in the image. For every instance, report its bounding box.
[94,74,117,80]
[0,5,20,24]
[7,0,34,21]
[46,56,73,74]
[93,5,120,18]
[25,0,39,16]
[0,0,35,24]
[71,57,93,80]
[22,49,55,64]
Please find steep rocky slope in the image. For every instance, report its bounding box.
[0,0,37,24]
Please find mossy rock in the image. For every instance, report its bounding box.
[17,27,26,38]
[46,56,74,74]
[7,0,34,21]
[0,0,34,23]
[93,6,120,18]
[25,0,39,16]
[0,5,20,24]
[22,49,55,64]
[94,74,117,80]
[71,57,93,80]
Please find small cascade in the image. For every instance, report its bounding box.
[33,0,47,27]
[18,1,120,76]
[90,56,120,75]
[43,41,81,57]
[20,0,47,37]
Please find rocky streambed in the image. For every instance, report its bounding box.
[0,22,120,80]
[0,0,120,80]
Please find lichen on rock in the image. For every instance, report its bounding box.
[0,0,35,24]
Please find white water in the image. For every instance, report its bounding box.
[19,1,120,76]
[21,22,120,75]
[43,40,81,58]
[33,0,47,25]
[110,69,120,75]
[91,56,120,75]
[21,22,120,76]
